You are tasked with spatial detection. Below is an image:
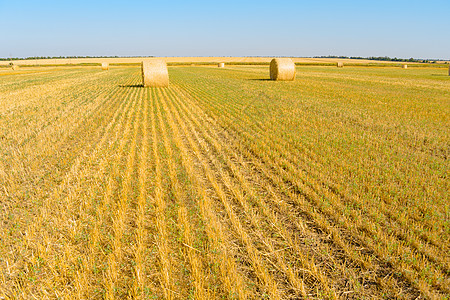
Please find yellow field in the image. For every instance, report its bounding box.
[0,56,433,67]
[0,65,449,299]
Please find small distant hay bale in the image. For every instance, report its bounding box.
[402,64,408,69]
[141,60,169,87]
[11,65,19,71]
[337,62,344,68]
[270,58,296,81]
[218,63,225,68]
[101,62,109,70]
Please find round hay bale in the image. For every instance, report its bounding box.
[270,58,296,81]
[402,64,408,69]
[11,65,19,71]
[448,64,450,76]
[337,62,344,68]
[218,63,225,68]
[101,62,109,70]
[141,60,169,87]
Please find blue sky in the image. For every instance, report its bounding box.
[1,0,449,59]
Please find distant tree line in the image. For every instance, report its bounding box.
[1,55,447,64]
[313,55,445,63]
[0,55,154,61]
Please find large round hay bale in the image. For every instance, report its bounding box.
[101,62,109,70]
[337,62,344,68]
[402,64,408,69]
[218,63,225,68]
[448,64,449,76]
[270,58,296,81]
[141,60,169,87]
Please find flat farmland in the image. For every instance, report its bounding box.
[0,65,449,299]
[0,57,404,67]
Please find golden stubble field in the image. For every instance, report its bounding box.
[1,56,441,67]
[0,65,449,299]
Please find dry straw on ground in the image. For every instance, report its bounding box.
[218,63,225,68]
[337,62,344,68]
[402,64,408,69]
[101,62,109,70]
[141,60,169,87]
[0,64,448,299]
[270,58,296,81]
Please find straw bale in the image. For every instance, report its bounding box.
[270,58,295,81]
[141,60,169,87]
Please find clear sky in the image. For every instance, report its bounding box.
[1,0,449,59]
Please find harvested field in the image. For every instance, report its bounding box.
[0,57,439,67]
[0,65,449,299]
